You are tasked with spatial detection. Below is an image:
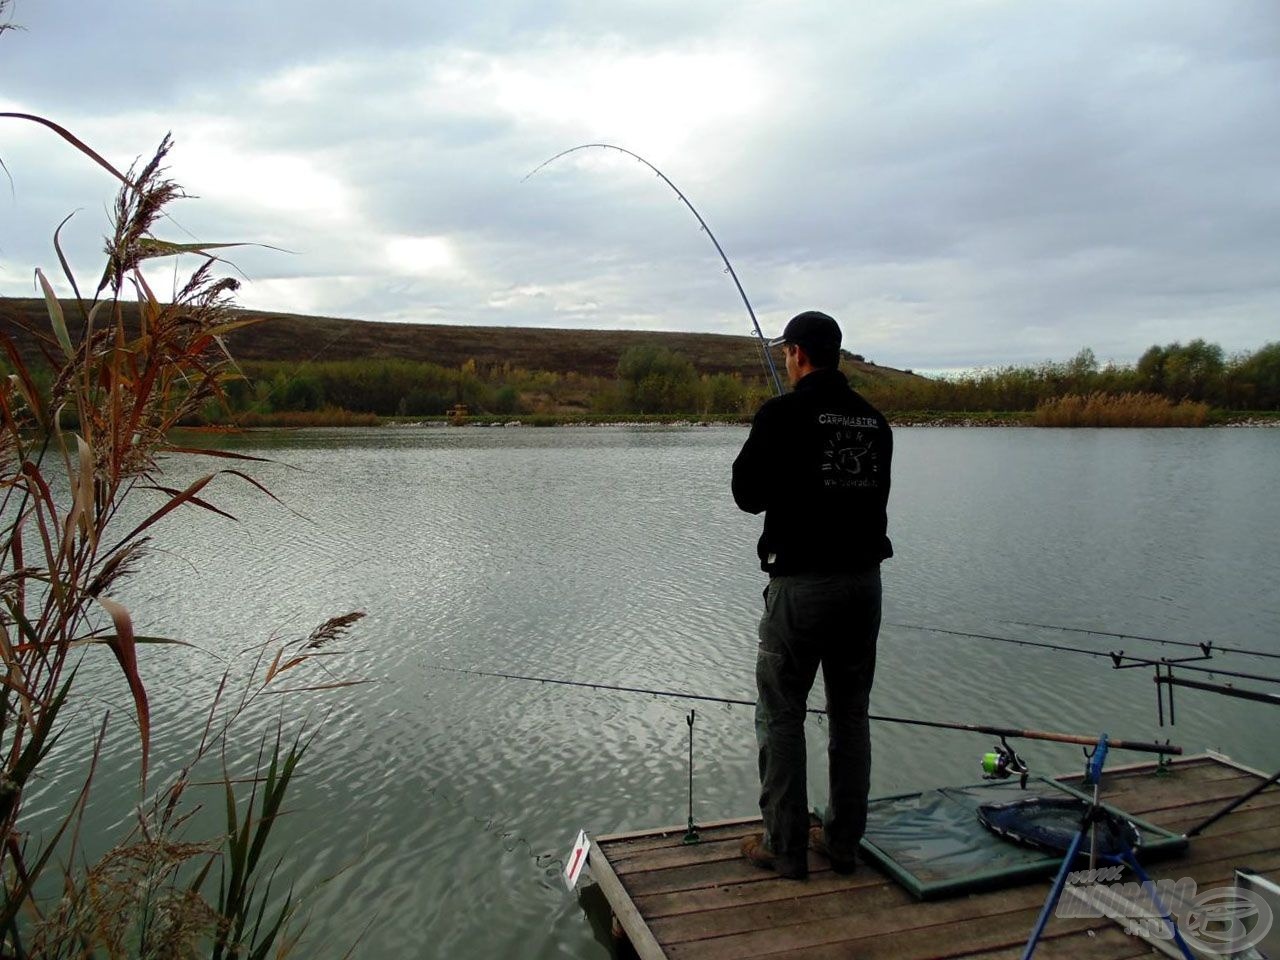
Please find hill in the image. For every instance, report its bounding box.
[0,297,924,386]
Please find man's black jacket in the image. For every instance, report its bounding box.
[732,368,892,576]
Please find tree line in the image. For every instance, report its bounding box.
[208,339,1278,420]
[12,338,1274,423]
[858,341,1280,414]
[213,347,777,421]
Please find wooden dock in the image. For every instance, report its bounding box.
[587,754,1280,959]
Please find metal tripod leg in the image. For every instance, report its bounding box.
[1118,852,1197,960]
[1021,839,1196,960]
[1020,828,1087,960]
[1021,733,1194,960]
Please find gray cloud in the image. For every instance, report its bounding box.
[3,0,1278,371]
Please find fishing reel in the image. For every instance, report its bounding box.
[981,737,1030,789]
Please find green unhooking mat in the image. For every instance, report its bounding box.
[856,776,1187,900]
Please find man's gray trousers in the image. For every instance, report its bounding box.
[754,568,881,875]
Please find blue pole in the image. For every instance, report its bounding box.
[1121,854,1197,960]
[1021,828,1087,960]
[1022,734,1109,959]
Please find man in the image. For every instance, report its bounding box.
[732,310,892,880]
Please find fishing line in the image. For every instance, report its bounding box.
[1000,619,1280,662]
[524,143,784,396]
[418,771,564,879]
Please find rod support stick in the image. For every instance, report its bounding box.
[683,709,699,843]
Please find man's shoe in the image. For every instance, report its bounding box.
[808,826,856,874]
[740,833,807,880]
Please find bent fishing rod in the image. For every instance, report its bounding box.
[436,666,1181,755]
[525,143,784,396]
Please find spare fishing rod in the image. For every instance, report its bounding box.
[892,622,1280,686]
[435,666,1181,755]
[1000,619,1280,662]
[525,143,784,396]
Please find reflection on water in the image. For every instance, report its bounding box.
[33,426,1280,958]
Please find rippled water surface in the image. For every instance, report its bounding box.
[37,426,1280,958]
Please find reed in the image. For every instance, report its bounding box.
[1033,392,1210,427]
[1,113,363,956]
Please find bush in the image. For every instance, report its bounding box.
[616,344,699,413]
[491,383,520,414]
[1224,342,1280,409]
[701,372,746,414]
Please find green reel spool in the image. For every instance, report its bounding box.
[981,737,1030,788]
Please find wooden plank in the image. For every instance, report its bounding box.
[1144,785,1280,828]
[633,869,882,920]
[596,815,760,844]
[1062,753,1211,779]
[607,821,763,857]
[621,849,850,898]
[1060,755,1237,789]
[1190,845,1280,882]
[1099,767,1260,803]
[1097,773,1261,818]
[659,871,1085,958]
[1140,826,1280,876]
[623,857,772,898]
[1058,767,1249,813]
[952,922,1155,959]
[663,898,1102,960]
[650,879,911,945]
[1205,749,1276,779]
[1161,801,1280,837]
[587,838,669,960]
[612,834,756,875]
[612,824,855,876]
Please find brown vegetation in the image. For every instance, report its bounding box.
[2,123,361,956]
[1033,392,1210,427]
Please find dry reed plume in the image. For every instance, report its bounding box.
[1033,392,1209,427]
[3,106,365,957]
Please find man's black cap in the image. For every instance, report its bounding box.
[767,310,842,352]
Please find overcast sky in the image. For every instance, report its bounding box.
[2,1,1277,371]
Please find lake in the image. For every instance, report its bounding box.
[28,425,1280,958]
